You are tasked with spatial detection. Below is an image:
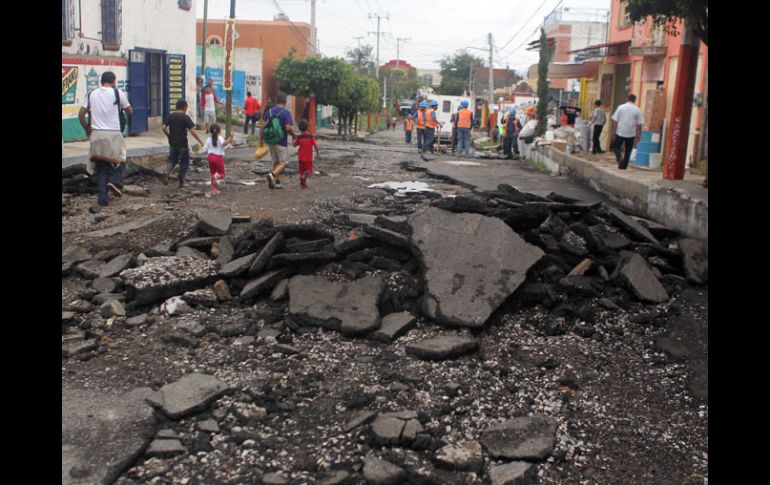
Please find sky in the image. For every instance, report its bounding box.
[198,0,611,74]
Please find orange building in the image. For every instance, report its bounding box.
[197,19,311,122]
[571,0,708,166]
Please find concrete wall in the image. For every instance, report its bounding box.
[196,45,263,108]
[197,19,310,121]
[62,0,198,141]
[522,145,708,241]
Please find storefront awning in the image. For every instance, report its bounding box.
[568,40,631,57]
[548,61,601,79]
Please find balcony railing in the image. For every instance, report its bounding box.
[629,22,667,56]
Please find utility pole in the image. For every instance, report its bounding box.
[368,13,388,79]
[663,22,699,180]
[225,0,236,139]
[396,37,410,68]
[310,0,317,55]
[354,36,364,48]
[201,0,208,79]
[487,32,494,107]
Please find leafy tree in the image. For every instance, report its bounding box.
[346,44,376,78]
[437,51,485,95]
[536,28,549,137]
[381,67,420,103]
[627,0,708,45]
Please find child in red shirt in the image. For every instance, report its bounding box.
[292,119,319,189]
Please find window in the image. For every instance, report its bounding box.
[442,101,451,113]
[62,0,75,43]
[617,1,632,28]
[208,37,222,47]
[101,0,122,49]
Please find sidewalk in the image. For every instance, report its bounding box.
[524,144,708,241]
[62,129,252,169]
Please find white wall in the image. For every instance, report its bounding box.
[568,22,609,61]
[62,0,198,116]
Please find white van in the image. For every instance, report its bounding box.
[430,95,467,142]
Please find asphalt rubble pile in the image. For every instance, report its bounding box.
[62,184,707,484]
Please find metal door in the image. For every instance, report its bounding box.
[128,49,149,134]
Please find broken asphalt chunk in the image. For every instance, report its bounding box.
[155,373,230,419]
[120,256,218,305]
[406,335,479,361]
[409,207,543,328]
[288,275,384,336]
[197,210,232,236]
[607,207,660,245]
[479,415,557,461]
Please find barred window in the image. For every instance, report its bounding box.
[101,0,122,49]
[62,0,75,43]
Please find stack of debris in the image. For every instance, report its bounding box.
[63,186,707,362]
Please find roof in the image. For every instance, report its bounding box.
[547,61,601,79]
[567,40,631,54]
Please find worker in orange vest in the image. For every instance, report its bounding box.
[455,100,474,157]
[507,110,522,159]
[404,115,413,144]
[422,99,440,154]
[414,101,426,153]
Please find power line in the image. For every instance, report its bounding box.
[498,0,557,52]
[270,0,312,49]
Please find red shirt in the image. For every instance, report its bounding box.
[243,96,261,116]
[293,132,317,162]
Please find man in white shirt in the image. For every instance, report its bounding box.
[610,94,645,170]
[78,71,133,208]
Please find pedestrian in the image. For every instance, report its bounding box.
[422,100,440,154]
[415,101,426,153]
[404,115,413,144]
[243,91,261,136]
[78,71,133,209]
[500,114,510,157]
[392,116,397,130]
[201,85,221,132]
[293,119,320,190]
[610,94,645,170]
[202,123,233,196]
[507,110,522,160]
[519,105,538,145]
[261,92,296,190]
[161,99,204,188]
[589,99,607,154]
[456,100,474,157]
[450,112,458,155]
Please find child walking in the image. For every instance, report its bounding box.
[292,119,319,189]
[202,123,233,196]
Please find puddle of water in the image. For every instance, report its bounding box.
[443,160,482,167]
[368,181,436,195]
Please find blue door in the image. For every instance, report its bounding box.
[128,49,149,134]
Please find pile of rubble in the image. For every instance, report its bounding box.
[62,184,707,484]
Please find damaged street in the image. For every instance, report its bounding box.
[62,129,708,485]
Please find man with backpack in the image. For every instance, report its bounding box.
[260,92,295,189]
[78,71,133,209]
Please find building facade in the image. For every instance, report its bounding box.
[197,19,311,122]
[62,0,198,142]
[572,0,708,166]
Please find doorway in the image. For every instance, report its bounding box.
[612,63,631,112]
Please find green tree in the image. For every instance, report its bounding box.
[536,28,549,137]
[627,0,708,45]
[437,51,485,95]
[381,67,420,103]
[346,44,376,78]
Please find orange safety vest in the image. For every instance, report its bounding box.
[424,108,437,129]
[415,110,426,129]
[457,108,472,129]
[405,118,412,130]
